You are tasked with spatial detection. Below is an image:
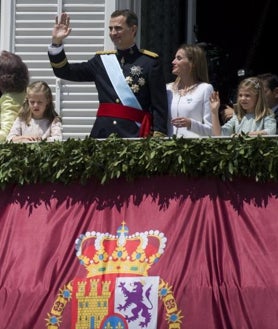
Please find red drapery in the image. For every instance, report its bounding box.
[0,176,278,329]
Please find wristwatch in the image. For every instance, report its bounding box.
[51,43,62,47]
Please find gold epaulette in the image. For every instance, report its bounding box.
[96,50,117,55]
[140,49,159,58]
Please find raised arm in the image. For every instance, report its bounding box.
[210,91,222,136]
[52,12,72,45]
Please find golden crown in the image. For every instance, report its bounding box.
[75,221,167,277]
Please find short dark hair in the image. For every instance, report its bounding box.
[258,73,278,91]
[111,9,138,27]
[0,51,29,93]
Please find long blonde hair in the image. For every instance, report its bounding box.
[235,77,271,122]
[19,81,61,125]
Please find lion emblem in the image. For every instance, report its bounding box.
[117,281,153,327]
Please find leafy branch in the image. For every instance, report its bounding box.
[0,135,277,189]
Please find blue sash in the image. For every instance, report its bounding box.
[100,54,142,110]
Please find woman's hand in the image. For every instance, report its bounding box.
[171,117,191,129]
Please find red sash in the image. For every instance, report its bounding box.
[97,103,152,137]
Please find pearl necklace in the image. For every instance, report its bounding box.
[178,83,198,96]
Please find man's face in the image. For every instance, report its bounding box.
[109,15,137,50]
[262,81,278,109]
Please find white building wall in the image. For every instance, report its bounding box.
[0,0,140,140]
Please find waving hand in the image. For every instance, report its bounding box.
[52,12,72,44]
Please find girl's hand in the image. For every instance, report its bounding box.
[248,131,266,136]
[12,136,42,143]
[210,91,220,115]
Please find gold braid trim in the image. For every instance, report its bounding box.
[96,50,117,55]
[140,49,159,58]
[50,58,68,69]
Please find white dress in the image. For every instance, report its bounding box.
[6,117,63,142]
[167,82,213,137]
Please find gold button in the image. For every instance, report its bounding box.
[116,99,120,103]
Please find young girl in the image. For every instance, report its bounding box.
[7,81,62,142]
[210,77,277,136]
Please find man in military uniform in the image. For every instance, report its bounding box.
[48,9,168,138]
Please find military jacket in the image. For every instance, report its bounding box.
[48,44,168,138]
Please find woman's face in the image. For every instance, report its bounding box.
[171,49,192,77]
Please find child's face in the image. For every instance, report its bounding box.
[28,92,48,119]
[238,87,258,113]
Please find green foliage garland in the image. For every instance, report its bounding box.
[0,135,277,188]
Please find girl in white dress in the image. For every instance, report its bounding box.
[7,81,62,142]
[210,77,277,136]
[167,44,214,137]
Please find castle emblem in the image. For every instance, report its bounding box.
[46,221,183,329]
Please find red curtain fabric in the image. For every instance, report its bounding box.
[0,176,278,329]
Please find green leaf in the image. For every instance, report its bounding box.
[0,135,277,188]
